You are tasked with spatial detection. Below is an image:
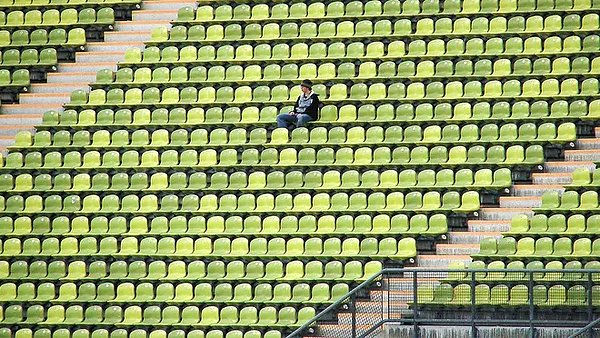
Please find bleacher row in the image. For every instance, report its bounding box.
[94,57,600,87]
[0,168,512,192]
[0,214,447,236]
[1,0,598,335]
[38,100,600,127]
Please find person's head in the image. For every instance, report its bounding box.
[300,79,313,94]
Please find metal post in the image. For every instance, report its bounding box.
[528,271,535,338]
[471,270,477,338]
[588,272,593,338]
[351,292,357,338]
[413,271,419,338]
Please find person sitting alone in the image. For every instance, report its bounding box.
[276,79,321,129]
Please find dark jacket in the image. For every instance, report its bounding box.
[293,92,321,120]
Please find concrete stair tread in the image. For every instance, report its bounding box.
[77,51,123,56]
[0,114,42,119]
[499,196,541,200]
[19,93,70,97]
[31,83,88,87]
[143,0,197,3]
[133,9,178,13]
[449,231,503,236]
[49,71,96,76]
[105,31,151,35]
[86,41,145,46]
[468,220,512,224]
[0,125,37,129]
[1,104,62,108]
[418,254,472,259]
[531,173,572,177]
[480,207,533,211]
[436,243,479,248]
[546,161,595,165]
[577,138,600,142]
[117,19,170,24]
[59,62,115,67]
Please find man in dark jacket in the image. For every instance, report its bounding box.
[276,79,320,129]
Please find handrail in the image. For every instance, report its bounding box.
[286,268,600,338]
[568,317,600,338]
[285,268,387,338]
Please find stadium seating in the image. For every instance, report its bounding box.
[1,0,597,335]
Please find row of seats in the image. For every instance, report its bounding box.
[538,190,600,211]
[0,329,281,338]
[96,57,600,86]
[452,259,600,281]
[41,100,598,127]
[475,236,600,259]
[418,283,598,306]
[570,167,600,187]
[13,123,576,151]
[0,168,512,193]
[0,191,480,214]
[0,8,114,28]
[0,304,316,328]
[0,145,545,169]
[0,281,349,305]
[1,48,57,67]
[0,259,383,282]
[0,0,141,8]
[124,35,600,65]
[0,28,86,48]
[156,15,599,44]
[0,68,29,87]
[181,0,596,23]
[0,236,418,259]
[507,214,600,236]
[0,213,447,236]
[66,79,600,108]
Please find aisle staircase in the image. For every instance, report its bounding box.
[0,0,196,152]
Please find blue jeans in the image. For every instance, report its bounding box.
[277,113,313,129]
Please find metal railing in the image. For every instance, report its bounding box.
[287,268,600,338]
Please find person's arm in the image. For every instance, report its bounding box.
[304,94,321,119]
[290,96,301,115]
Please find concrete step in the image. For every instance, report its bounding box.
[499,196,542,208]
[0,104,62,115]
[29,83,89,94]
[47,71,97,84]
[104,31,152,42]
[0,125,36,136]
[565,149,600,162]
[595,127,600,138]
[337,312,386,326]
[0,114,42,126]
[467,220,512,232]
[76,52,125,63]
[86,41,145,53]
[576,138,600,150]
[544,161,596,173]
[58,62,117,74]
[142,0,197,11]
[448,231,502,244]
[132,9,180,21]
[18,93,70,105]
[511,185,565,197]
[531,172,572,185]
[0,136,15,147]
[479,207,533,220]
[436,244,480,255]
[417,254,472,268]
[115,20,171,31]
